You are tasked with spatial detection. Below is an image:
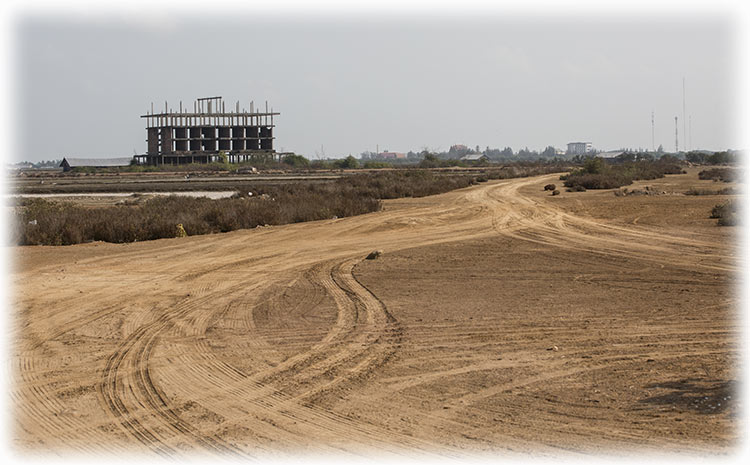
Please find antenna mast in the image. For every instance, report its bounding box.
[651,110,655,151]
[674,116,679,153]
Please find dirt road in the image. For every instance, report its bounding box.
[10,172,738,458]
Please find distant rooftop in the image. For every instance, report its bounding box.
[60,157,133,168]
[460,153,487,161]
[598,151,625,158]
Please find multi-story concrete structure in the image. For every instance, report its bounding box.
[136,96,279,165]
[566,141,592,155]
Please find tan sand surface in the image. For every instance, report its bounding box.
[11,170,738,459]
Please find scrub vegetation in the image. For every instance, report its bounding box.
[14,166,560,245]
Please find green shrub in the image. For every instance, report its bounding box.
[282,154,310,168]
[334,155,359,169]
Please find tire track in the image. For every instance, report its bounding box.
[97,285,253,458]
[149,258,441,455]
[14,172,735,455]
[482,176,735,273]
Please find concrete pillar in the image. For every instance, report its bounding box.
[147,128,159,155]
[161,126,173,155]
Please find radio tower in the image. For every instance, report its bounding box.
[651,110,655,151]
[674,116,679,153]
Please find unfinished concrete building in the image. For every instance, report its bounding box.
[136,96,279,165]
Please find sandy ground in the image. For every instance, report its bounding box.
[9,169,739,459]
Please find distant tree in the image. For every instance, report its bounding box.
[582,157,604,174]
[657,144,664,154]
[685,151,705,164]
[419,152,440,168]
[540,146,557,158]
[707,151,736,165]
[517,147,538,160]
[282,154,310,168]
[658,154,681,164]
[334,155,359,169]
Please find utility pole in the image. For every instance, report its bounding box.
[651,110,655,152]
[689,115,692,151]
[674,116,679,153]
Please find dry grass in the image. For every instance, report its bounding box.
[684,187,737,196]
[12,167,563,246]
[710,201,738,226]
[698,168,738,183]
[562,158,683,190]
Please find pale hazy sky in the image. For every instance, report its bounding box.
[13,13,739,161]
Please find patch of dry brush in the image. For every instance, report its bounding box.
[13,167,559,246]
[561,157,683,190]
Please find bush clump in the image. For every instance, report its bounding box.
[698,168,737,183]
[710,201,738,226]
[562,156,683,190]
[282,154,310,169]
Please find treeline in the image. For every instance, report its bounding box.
[685,151,738,165]
[362,145,565,163]
[68,154,396,174]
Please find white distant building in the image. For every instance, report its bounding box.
[60,157,133,172]
[567,142,593,155]
[597,151,624,159]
